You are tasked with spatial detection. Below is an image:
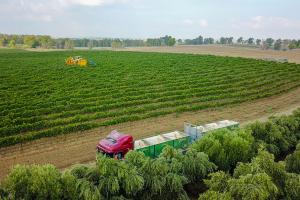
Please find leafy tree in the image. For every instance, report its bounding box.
[195,36,204,45]
[220,37,227,44]
[60,171,80,200]
[247,38,254,45]
[88,40,94,49]
[284,173,300,200]
[228,173,278,200]
[111,39,123,48]
[247,121,290,156]
[96,154,143,198]
[4,164,62,200]
[271,115,300,149]
[285,143,300,173]
[190,129,254,171]
[199,190,232,200]
[55,38,65,49]
[203,171,231,192]
[161,35,176,46]
[159,146,217,182]
[0,35,9,46]
[202,150,282,200]
[265,38,274,49]
[39,36,53,49]
[126,150,189,199]
[274,39,282,50]
[8,39,16,48]
[237,37,243,44]
[146,38,161,46]
[203,37,214,44]
[64,39,74,49]
[288,39,300,49]
[256,39,262,46]
[228,37,234,44]
[234,149,287,197]
[24,35,37,48]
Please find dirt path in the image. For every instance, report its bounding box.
[1,87,300,181]
[119,45,300,64]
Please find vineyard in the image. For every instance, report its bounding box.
[1,49,300,147]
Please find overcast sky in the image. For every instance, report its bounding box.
[0,0,299,39]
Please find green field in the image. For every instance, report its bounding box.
[1,49,300,147]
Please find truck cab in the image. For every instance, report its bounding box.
[96,130,134,159]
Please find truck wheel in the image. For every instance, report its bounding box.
[117,152,122,160]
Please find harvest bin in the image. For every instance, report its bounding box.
[184,120,239,141]
[134,131,190,158]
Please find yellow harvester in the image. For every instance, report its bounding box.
[65,56,88,67]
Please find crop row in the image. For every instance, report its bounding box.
[1,50,300,146]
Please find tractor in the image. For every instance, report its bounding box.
[65,56,96,67]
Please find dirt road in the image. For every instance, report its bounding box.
[119,45,300,64]
[1,86,300,181]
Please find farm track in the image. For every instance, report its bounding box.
[120,45,300,64]
[1,86,300,181]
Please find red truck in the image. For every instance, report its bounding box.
[96,130,134,159]
[97,120,239,159]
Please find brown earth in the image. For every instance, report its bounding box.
[118,45,300,64]
[1,86,300,181]
[25,45,300,64]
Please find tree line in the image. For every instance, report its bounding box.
[1,109,300,200]
[1,33,299,50]
[0,34,176,49]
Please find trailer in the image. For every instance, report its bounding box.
[184,120,239,141]
[96,120,239,159]
[134,131,190,158]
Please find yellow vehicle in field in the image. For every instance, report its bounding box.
[65,56,96,67]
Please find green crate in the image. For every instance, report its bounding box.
[135,134,191,158]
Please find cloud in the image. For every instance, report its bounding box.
[182,18,208,27]
[59,0,129,7]
[198,19,208,27]
[182,19,194,25]
[232,16,300,30]
[0,0,130,23]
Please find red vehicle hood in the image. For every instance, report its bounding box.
[97,139,117,153]
[97,130,131,153]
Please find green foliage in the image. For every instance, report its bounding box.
[248,121,290,156]
[285,143,300,173]
[190,128,254,171]
[234,149,287,196]
[284,173,300,200]
[126,148,191,199]
[96,154,144,197]
[158,146,217,182]
[1,50,300,147]
[181,149,217,182]
[265,38,275,49]
[228,173,278,200]
[201,150,283,200]
[2,112,300,199]
[4,164,62,200]
[8,40,15,48]
[60,171,80,200]
[198,190,232,200]
[248,114,300,158]
[203,171,231,192]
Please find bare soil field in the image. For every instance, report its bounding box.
[119,45,300,64]
[1,86,300,181]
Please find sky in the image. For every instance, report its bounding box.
[0,0,300,39]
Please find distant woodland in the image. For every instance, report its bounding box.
[1,33,299,50]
